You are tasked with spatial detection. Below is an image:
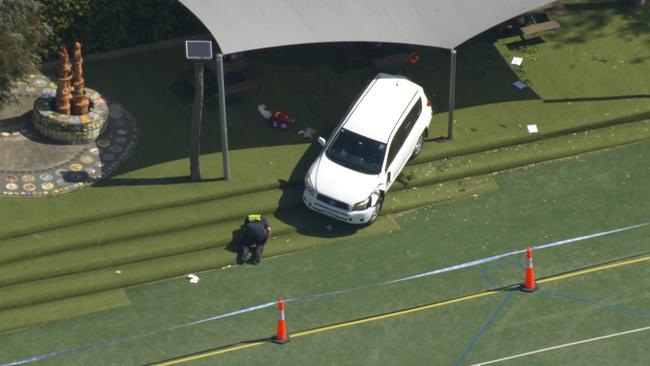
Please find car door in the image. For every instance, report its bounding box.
[385,120,409,188]
[400,97,424,160]
[384,98,422,188]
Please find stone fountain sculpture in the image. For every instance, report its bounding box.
[71,42,90,115]
[54,47,72,115]
[33,42,109,144]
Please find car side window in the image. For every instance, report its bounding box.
[386,99,422,168]
[386,129,404,168]
[402,100,422,137]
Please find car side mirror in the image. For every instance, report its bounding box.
[317,137,327,147]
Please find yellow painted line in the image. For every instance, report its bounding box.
[538,255,650,285]
[152,254,650,365]
[153,341,265,366]
[292,291,496,338]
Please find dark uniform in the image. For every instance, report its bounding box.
[237,214,271,264]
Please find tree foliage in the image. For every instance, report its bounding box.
[38,0,205,58]
[0,0,51,84]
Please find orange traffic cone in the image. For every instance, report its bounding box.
[521,247,539,292]
[272,298,290,344]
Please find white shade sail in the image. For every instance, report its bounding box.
[179,0,554,54]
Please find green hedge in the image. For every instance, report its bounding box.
[0,0,50,100]
[38,0,206,59]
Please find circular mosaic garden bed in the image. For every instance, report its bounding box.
[0,74,139,197]
[32,88,110,144]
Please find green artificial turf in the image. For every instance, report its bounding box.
[0,0,649,349]
[0,290,130,333]
[0,135,648,365]
[1,0,648,241]
[0,172,492,316]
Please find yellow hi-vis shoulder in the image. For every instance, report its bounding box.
[247,214,262,222]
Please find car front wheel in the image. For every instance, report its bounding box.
[367,194,384,225]
[410,131,425,160]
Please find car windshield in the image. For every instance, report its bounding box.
[326,129,386,174]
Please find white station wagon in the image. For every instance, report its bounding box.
[303,73,432,225]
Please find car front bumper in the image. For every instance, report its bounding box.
[303,189,375,225]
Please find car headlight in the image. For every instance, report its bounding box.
[352,196,371,211]
[305,175,316,195]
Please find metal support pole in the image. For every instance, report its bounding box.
[447,48,457,139]
[216,53,230,180]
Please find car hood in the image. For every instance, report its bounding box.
[310,155,380,205]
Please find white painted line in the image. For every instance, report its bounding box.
[471,324,650,365]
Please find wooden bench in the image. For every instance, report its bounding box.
[224,80,258,95]
[182,58,258,95]
[181,71,258,95]
[205,58,249,75]
[372,53,411,69]
[521,20,560,38]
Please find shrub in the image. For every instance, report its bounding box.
[0,0,51,83]
[38,0,206,59]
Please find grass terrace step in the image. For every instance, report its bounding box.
[0,185,304,265]
[399,119,650,189]
[0,208,329,290]
[0,214,400,313]
[415,109,650,164]
[0,171,501,298]
[0,117,647,318]
[1,119,647,293]
[2,108,646,251]
[0,290,131,333]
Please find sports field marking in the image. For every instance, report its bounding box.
[469,324,650,365]
[538,254,650,285]
[150,254,650,366]
[151,291,498,366]
[4,223,648,366]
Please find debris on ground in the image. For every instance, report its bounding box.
[298,127,317,139]
[186,274,200,284]
[513,80,527,89]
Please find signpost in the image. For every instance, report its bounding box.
[185,41,230,181]
[185,40,213,60]
[185,41,212,181]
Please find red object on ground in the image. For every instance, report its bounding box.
[409,52,421,64]
[271,111,291,129]
[522,247,539,292]
[273,298,290,344]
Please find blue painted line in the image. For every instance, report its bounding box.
[480,268,497,288]
[453,292,514,366]
[387,222,648,284]
[2,222,647,366]
[172,301,278,329]
[480,260,520,288]
[533,223,648,251]
[0,330,161,366]
[540,290,650,318]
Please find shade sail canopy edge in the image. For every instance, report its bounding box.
[179,0,555,54]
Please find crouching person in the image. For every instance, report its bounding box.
[237,214,272,265]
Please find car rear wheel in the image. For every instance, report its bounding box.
[367,194,384,225]
[410,131,425,160]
